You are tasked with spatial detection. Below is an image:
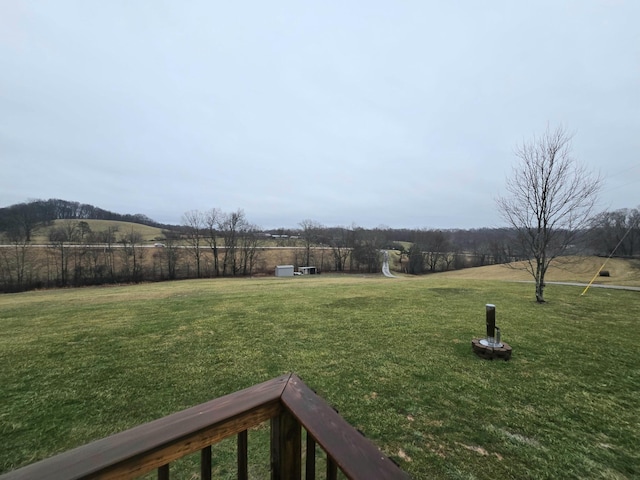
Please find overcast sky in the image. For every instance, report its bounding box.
[1,1,638,229]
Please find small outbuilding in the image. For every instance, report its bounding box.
[298,266,317,275]
[275,265,295,277]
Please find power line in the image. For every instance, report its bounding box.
[605,163,640,179]
[581,214,640,296]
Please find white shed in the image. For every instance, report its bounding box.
[275,265,295,277]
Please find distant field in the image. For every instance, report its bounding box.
[20,221,640,286]
[437,256,640,287]
[31,219,165,244]
[1,274,639,478]
[27,220,305,248]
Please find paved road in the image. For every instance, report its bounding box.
[381,251,397,278]
[0,244,323,250]
[518,281,640,292]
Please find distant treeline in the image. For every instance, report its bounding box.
[0,199,637,293]
[588,207,640,258]
[0,198,170,241]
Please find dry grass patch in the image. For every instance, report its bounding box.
[436,256,640,286]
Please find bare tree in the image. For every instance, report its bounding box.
[238,222,262,276]
[407,243,425,274]
[496,125,602,302]
[119,229,145,282]
[204,208,222,277]
[159,230,182,280]
[328,227,352,272]
[99,226,118,282]
[48,220,80,286]
[85,227,116,283]
[350,227,383,273]
[182,210,205,278]
[299,219,322,266]
[393,243,408,273]
[424,230,450,272]
[219,209,246,276]
[0,227,31,291]
[7,202,43,242]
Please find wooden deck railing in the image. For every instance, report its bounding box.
[1,374,409,480]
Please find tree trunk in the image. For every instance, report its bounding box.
[535,261,546,303]
[212,245,219,277]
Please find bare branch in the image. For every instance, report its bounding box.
[496,125,602,302]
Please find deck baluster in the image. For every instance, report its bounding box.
[238,430,248,480]
[305,431,316,480]
[200,446,211,480]
[326,457,337,480]
[0,374,409,480]
[271,410,301,479]
[158,463,169,480]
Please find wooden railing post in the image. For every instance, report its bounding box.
[305,431,316,480]
[0,374,409,480]
[238,430,248,480]
[326,457,337,480]
[270,410,301,480]
[200,446,211,480]
[158,464,169,480]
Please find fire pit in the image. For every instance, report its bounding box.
[471,304,512,360]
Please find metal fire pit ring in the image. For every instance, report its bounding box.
[471,338,512,360]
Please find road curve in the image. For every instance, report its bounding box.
[516,280,640,292]
[382,251,397,278]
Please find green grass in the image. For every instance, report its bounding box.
[1,276,639,479]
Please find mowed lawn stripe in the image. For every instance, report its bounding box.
[1,276,638,478]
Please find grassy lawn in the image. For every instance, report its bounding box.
[1,275,639,479]
[437,256,640,287]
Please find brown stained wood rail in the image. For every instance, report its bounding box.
[1,374,409,480]
[281,375,408,480]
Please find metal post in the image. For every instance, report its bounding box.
[486,304,496,344]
